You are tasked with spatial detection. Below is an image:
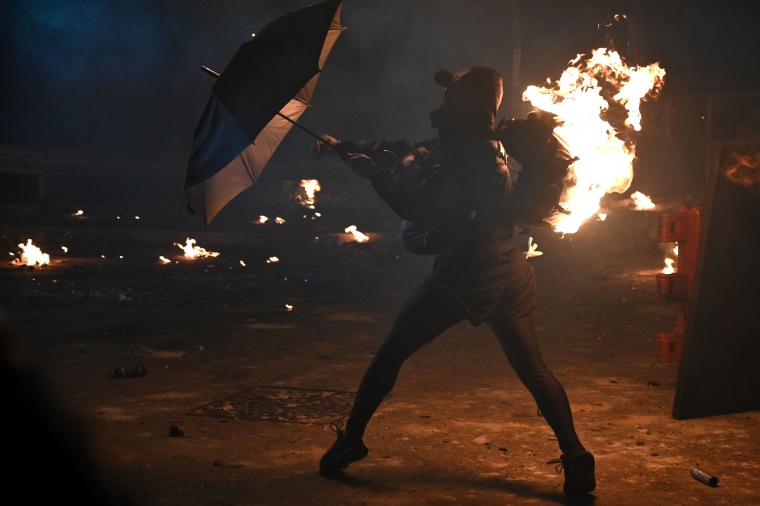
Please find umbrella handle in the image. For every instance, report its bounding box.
[200,65,342,154]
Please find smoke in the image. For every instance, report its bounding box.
[2,0,759,159]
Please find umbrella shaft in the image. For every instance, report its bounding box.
[276,112,339,153]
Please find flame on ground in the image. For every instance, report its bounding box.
[344,225,369,243]
[13,239,50,266]
[174,238,220,259]
[299,179,321,209]
[522,48,665,234]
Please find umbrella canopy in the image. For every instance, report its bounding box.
[185,0,345,225]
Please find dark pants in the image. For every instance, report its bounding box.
[343,283,584,457]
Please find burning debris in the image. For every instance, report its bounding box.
[12,239,50,267]
[267,256,280,264]
[174,238,220,259]
[522,48,665,234]
[344,225,369,243]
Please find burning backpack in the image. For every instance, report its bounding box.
[494,110,574,229]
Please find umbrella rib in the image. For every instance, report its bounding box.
[201,65,340,153]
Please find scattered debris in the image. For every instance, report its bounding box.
[169,425,186,437]
[691,467,719,487]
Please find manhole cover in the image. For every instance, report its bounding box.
[188,386,355,425]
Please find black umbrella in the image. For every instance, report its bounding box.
[185,0,345,225]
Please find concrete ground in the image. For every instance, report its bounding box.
[2,205,759,505]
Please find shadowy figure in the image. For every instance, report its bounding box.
[313,66,595,497]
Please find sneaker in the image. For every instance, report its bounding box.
[319,427,368,475]
[559,451,596,497]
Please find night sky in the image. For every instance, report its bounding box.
[1,0,759,160]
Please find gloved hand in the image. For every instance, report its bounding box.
[311,134,341,160]
[347,153,379,179]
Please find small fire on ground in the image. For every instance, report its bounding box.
[174,238,220,259]
[298,179,321,209]
[12,239,50,267]
[344,225,369,243]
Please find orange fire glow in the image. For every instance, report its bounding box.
[522,48,665,234]
[174,238,220,259]
[725,151,760,187]
[13,239,50,266]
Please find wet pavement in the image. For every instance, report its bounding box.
[2,204,759,505]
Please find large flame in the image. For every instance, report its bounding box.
[522,48,665,234]
[13,239,50,266]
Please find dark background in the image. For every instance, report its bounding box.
[2,0,759,215]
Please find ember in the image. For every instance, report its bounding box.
[344,225,369,243]
[13,239,50,267]
[522,48,665,234]
[174,238,220,258]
